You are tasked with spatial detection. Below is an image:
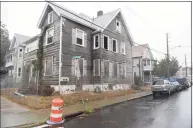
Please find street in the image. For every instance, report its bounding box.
[64,88,192,128]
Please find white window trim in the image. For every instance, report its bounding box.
[103,34,109,50]
[48,11,54,24]
[121,42,126,55]
[112,38,118,53]
[17,67,22,78]
[75,28,84,47]
[93,34,99,49]
[46,27,54,46]
[116,19,121,33]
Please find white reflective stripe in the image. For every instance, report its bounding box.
[51,106,60,110]
[51,113,63,118]
[33,124,50,128]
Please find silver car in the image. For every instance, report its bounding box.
[152,79,175,97]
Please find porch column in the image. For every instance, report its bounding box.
[150,71,152,85]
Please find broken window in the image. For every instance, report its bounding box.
[116,20,121,33]
[48,11,53,24]
[46,27,54,45]
[94,34,99,49]
[103,35,109,50]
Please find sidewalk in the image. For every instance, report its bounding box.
[2,90,152,128]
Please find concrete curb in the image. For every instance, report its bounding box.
[14,91,152,128]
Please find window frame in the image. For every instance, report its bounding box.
[103,34,109,50]
[17,67,22,78]
[46,27,54,46]
[121,42,126,55]
[93,34,99,49]
[44,56,53,76]
[75,28,85,47]
[112,38,118,53]
[48,11,54,24]
[116,19,121,33]
[18,48,23,58]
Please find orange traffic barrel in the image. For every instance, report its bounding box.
[46,98,65,125]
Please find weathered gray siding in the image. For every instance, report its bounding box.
[61,18,94,85]
[97,13,133,85]
[41,19,60,85]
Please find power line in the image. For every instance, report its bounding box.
[46,1,168,56]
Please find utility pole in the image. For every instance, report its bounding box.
[185,54,187,77]
[166,33,170,78]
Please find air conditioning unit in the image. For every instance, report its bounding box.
[60,77,69,82]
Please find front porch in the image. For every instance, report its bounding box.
[143,71,152,85]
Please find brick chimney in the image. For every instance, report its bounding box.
[97,10,103,17]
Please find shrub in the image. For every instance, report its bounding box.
[39,85,55,96]
[27,84,38,95]
[134,75,142,86]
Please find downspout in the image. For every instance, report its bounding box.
[59,17,63,93]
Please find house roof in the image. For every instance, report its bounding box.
[9,33,31,50]
[132,44,148,58]
[37,2,134,45]
[23,34,40,45]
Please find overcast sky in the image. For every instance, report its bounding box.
[1,1,191,67]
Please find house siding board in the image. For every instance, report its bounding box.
[61,18,93,85]
[100,14,133,85]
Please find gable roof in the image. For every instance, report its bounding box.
[9,33,31,50]
[37,2,134,45]
[132,43,154,60]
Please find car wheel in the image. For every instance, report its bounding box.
[153,92,156,98]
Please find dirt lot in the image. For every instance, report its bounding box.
[1,86,151,110]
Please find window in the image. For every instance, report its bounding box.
[121,42,125,55]
[104,60,109,77]
[112,38,117,52]
[93,34,99,49]
[18,48,23,57]
[76,29,84,46]
[116,20,121,33]
[17,67,21,77]
[48,11,53,24]
[46,27,54,45]
[147,60,150,65]
[119,62,126,78]
[71,58,86,77]
[44,56,53,76]
[31,65,36,77]
[93,59,100,76]
[109,62,114,77]
[143,60,146,66]
[25,40,38,53]
[103,35,109,50]
[114,62,118,77]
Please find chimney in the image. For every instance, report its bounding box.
[97,10,103,17]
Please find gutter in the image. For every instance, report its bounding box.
[59,17,63,93]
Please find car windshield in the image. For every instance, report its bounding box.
[153,80,164,85]
[168,77,176,82]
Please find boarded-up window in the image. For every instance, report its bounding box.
[101,60,104,76]
[114,62,118,77]
[119,62,126,78]
[71,58,86,77]
[109,62,114,77]
[52,55,58,75]
[93,59,100,76]
[121,42,125,55]
[45,56,53,76]
[104,60,109,77]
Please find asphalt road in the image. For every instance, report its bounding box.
[64,88,192,128]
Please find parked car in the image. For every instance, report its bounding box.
[175,76,189,89]
[166,77,181,91]
[152,79,175,97]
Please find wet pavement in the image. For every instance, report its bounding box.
[63,88,192,128]
[1,97,47,128]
